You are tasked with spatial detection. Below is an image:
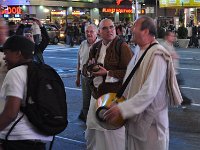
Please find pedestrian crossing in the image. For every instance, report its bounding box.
[45,44,79,52]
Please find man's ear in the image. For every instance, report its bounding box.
[143,28,149,35]
[17,51,22,57]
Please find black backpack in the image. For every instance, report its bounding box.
[6,62,68,139]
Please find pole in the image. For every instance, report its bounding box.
[135,0,138,20]
[156,0,158,19]
[132,1,135,21]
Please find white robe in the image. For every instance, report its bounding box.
[118,45,169,150]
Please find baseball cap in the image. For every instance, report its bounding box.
[2,35,35,56]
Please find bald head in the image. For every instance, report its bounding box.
[138,16,157,37]
[98,18,116,44]
[131,16,156,47]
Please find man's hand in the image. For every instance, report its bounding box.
[92,65,107,76]
[103,104,123,124]
[75,77,81,87]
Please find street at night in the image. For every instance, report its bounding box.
[44,44,200,150]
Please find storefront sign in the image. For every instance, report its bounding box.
[51,10,66,16]
[72,11,85,16]
[1,6,22,15]
[102,8,132,13]
[160,0,200,7]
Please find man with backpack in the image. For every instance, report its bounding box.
[0,35,67,150]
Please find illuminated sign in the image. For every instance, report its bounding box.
[1,6,22,15]
[72,11,85,16]
[51,11,66,15]
[116,0,143,5]
[160,0,200,7]
[102,8,132,13]
[140,8,145,14]
[116,0,123,5]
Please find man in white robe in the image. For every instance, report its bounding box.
[104,16,183,150]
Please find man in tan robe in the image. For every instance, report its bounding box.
[104,16,183,150]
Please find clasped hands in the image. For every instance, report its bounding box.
[87,58,107,77]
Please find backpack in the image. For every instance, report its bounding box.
[6,62,68,138]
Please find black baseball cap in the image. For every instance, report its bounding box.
[2,35,34,57]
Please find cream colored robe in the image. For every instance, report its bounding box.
[118,43,182,150]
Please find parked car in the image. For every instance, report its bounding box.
[43,24,60,44]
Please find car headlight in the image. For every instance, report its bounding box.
[60,33,65,37]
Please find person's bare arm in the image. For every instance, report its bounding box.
[0,96,21,131]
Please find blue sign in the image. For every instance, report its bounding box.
[0,0,30,6]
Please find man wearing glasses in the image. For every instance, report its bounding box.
[84,18,133,150]
[76,24,99,122]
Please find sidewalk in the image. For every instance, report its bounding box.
[169,104,200,150]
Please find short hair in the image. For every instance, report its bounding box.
[85,24,98,33]
[3,35,34,59]
[139,16,157,36]
[165,30,175,36]
[99,18,114,29]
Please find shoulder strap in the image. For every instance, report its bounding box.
[5,114,24,141]
[90,40,102,59]
[116,43,158,98]
[115,37,124,56]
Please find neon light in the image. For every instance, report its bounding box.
[102,8,132,13]
[1,6,22,15]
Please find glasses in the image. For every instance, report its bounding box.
[86,30,95,34]
[101,25,115,31]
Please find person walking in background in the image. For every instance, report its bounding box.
[65,23,75,47]
[0,18,8,47]
[0,18,8,113]
[161,30,192,105]
[18,17,49,64]
[76,24,99,122]
[7,21,16,37]
[84,18,133,150]
[0,35,53,149]
[116,25,126,42]
[104,16,183,150]
[126,22,132,44]
[31,21,41,45]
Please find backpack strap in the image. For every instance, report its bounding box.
[114,37,124,62]
[5,114,24,141]
[116,43,158,98]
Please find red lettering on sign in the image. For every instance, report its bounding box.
[2,6,22,15]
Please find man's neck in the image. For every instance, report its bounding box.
[87,37,97,46]
[102,39,112,46]
[139,38,155,50]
